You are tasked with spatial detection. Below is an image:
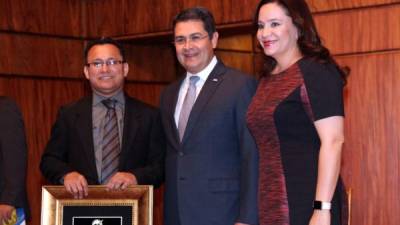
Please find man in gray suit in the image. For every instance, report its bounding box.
[160,7,258,225]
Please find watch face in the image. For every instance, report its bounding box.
[313,201,322,209]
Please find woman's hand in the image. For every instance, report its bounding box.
[309,210,331,225]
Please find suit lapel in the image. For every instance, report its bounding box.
[119,96,140,167]
[165,79,183,150]
[75,97,99,181]
[181,62,226,144]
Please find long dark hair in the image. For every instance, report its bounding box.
[254,0,349,79]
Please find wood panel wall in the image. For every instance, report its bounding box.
[0,0,88,222]
[84,0,261,38]
[336,52,400,225]
[1,0,398,225]
[315,3,400,224]
[0,0,84,37]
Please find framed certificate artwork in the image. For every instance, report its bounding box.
[41,185,153,225]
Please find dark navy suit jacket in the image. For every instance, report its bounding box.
[160,61,259,225]
[0,97,29,217]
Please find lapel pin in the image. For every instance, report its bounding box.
[212,78,218,82]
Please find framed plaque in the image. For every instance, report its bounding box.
[41,185,153,225]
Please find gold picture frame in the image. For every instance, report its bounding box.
[41,185,153,225]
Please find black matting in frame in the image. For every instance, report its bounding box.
[63,206,132,225]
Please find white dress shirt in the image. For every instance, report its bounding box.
[174,56,218,126]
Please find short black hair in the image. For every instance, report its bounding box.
[172,7,216,38]
[84,37,126,64]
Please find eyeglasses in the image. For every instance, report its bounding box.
[173,33,209,45]
[86,59,124,69]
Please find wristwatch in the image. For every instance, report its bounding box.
[313,200,331,210]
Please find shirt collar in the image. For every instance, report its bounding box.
[92,90,125,106]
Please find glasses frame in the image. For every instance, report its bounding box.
[173,33,209,46]
[86,59,125,69]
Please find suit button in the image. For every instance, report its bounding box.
[179,152,184,156]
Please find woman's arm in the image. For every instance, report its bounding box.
[309,115,344,225]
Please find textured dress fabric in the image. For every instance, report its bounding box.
[247,58,346,225]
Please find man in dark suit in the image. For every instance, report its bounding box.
[40,37,165,198]
[0,97,29,223]
[160,7,258,225]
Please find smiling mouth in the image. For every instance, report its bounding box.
[183,51,199,58]
[98,75,114,80]
[185,55,197,59]
[263,40,276,48]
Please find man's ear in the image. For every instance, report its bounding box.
[123,63,129,78]
[84,66,90,80]
[211,32,219,49]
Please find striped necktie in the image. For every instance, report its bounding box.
[178,75,200,141]
[100,99,120,184]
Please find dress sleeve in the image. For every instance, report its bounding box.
[301,61,345,121]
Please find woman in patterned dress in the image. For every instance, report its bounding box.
[247,0,349,225]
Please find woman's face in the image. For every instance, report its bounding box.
[256,2,300,61]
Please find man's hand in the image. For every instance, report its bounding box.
[63,172,88,199]
[0,204,15,225]
[106,172,137,190]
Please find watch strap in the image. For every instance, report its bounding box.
[313,200,332,210]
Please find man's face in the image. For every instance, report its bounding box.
[174,20,218,74]
[84,44,128,97]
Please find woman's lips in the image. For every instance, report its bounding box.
[263,40,276,48]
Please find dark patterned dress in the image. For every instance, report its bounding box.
[247,58,346,225]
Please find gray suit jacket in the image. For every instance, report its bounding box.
[160,61,259,225]
[0,97,29,217]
